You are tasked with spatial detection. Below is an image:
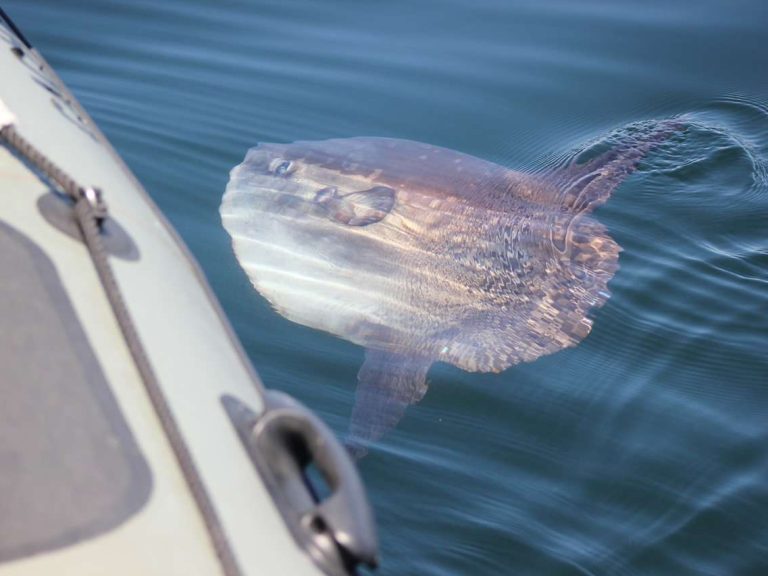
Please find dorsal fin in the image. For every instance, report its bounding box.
[545,119,684,214]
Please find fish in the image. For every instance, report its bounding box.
[220,120,680,457]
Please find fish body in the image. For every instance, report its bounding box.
[222,138,616,368]
[221,123,678,454]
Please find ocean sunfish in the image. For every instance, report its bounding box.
[220,121,678,456]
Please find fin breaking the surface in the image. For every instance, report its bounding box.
[546,119,684,214]
[346,349,432,458]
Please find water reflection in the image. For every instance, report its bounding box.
[220,119,681,456]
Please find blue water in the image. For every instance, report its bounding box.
[7,1,768,574]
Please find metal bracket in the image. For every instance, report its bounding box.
[221,392,379,575]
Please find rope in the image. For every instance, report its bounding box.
[1,124,108,222]
[1,123,241,576]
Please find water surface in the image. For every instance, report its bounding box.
[6,1,768,574]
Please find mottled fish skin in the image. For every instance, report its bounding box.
[222,136,627,372]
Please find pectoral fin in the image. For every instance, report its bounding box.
[327,186,396,227]
[346,349,432,458]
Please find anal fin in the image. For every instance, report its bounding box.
[346,349,432,459]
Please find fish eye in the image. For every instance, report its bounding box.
[271,159,293,176]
